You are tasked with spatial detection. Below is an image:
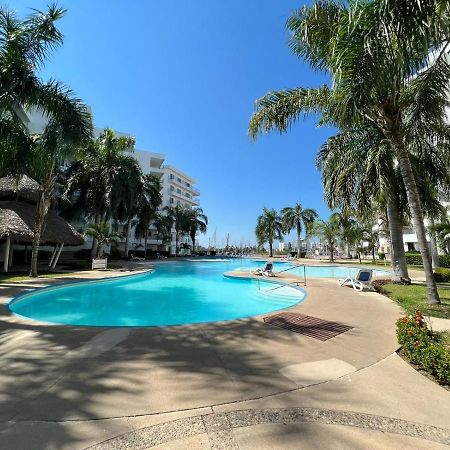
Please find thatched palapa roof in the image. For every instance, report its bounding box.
[0,201,84,245]
[0,175,41,203]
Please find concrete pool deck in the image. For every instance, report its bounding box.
[0,263,449,449]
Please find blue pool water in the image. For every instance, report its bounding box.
[8,259,390,327]
[9,259,304,327]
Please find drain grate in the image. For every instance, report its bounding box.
[263,312,353,341]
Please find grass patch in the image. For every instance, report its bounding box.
[316,259,424,271]
[0,272,71,283]
[378,282,450,319]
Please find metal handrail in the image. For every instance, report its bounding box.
[274,263,307,286]
[263,280,303,292]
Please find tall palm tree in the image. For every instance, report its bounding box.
[154,213,174,252]
[64,129,135,257]
[249,1,450,304]
[134,175,162,258]
[188,207,208,254]
[0,5,93,277]
[112,157,145,258]
[281,203,318,258]
[314,214,341,263]
[255,208,283,257]
[163,205,191,256]
[0,5,83,130]
[28,119,91,277]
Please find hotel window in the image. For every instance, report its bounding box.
[177,188,181,194]
[186,182,190,188]
[170,185,174,191]
[177,177,182,183]
[170,197,174,204]
[170,173,174,179]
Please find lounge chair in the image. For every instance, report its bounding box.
[338,269,373,291]
[252,262,275,277]
[130,253,145,262]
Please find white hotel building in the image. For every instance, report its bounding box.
[132,150,201,255]
[16,107,201,257]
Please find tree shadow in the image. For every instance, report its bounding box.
[0,276,386,449]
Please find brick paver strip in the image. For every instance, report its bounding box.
[87,407,450,449]
[263,312,353,340]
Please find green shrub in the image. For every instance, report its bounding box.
[378,252,386,260]
[396,311,450,385]
[434,267,450,283]
[405,252,422,265]
[439,254,450,268]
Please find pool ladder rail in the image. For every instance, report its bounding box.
[256,263,307,292]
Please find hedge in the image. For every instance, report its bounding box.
[434,267,450,283]
[405,252,422,265]
[404,252,450,268]
[397,311,450,385]
[440,254,450,268]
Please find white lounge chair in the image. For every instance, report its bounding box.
[130,253,145,262]
[338,269,373,291]
[252,262,275,277]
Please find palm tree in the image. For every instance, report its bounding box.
[112,157,145,258]
[281,203,317,258]
[255,208,283,257]
[249,1,450,304]
[188,207,208,254]
[314,214,341,263]
[0,5,93,277]
[431,222,450,255]
[134,175,162,258]
[163,205,191,256]
[154,213,174,252]
[0,6,83,130]
[85,223,121,258]
[64,129,135,257]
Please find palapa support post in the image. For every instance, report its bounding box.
[51,243,64,269]
[49,244,58,267]
[8,239,14,268]
[3,236,10,273]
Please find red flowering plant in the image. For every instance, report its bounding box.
[396,311,432,364]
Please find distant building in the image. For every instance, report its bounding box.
[133,150,201,255]
[14,107,201,258]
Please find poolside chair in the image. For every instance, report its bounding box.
[130,253,145,262]
[338,269,373,292]
[252,262,275,277]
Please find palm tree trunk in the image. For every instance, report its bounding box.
[192,236,196,254]
[386,198,410,282]
[30,193,51,278]
[144,230,148,259]
[296,224,301,258]
[392,136,440,304]
[269,241,273,257]
[124,219,131,258]
[330,241,334,262]
[90,212,100,259]
[428,217,440,269]
[175,232,179,256]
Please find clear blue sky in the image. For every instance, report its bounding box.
[13,0,334,247]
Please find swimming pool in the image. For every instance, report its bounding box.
[8,259,391,327]
[8,259,305,327]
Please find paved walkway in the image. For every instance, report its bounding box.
[0,264,449,449]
